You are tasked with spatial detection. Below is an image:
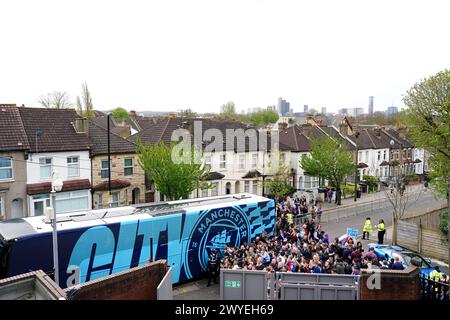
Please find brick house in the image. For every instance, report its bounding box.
[0,105,30,220]
[88,120,145,208]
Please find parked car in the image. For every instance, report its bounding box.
[368,243,447,277]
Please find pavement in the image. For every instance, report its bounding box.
[173,278,220,300]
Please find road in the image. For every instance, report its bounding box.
[320,190,447,240]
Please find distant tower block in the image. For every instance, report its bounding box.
[368,96,374,116]
[321,107,326,114]
[304,105,309,113]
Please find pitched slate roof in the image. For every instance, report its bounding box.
[92,179,131,191]
[88,121,137,156]
[27,179,91,195]
[18,107,90,153]
[0,105,30,151]
[129,117,283,152]
[278,125,310,152]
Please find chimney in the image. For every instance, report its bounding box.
[74,118,88,134]
[374,127,381,138]
[302,124,312,137]
[279,122,288,130]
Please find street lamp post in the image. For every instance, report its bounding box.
[354,131,360,202]
[46,171,63,287]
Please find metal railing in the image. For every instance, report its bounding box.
[420,275,449,300]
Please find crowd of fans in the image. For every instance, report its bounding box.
[219,195,406,275]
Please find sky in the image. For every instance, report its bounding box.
[1,0,449,114]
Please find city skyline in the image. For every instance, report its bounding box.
[1,0,449,114]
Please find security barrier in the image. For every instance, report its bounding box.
[220,269,360,300]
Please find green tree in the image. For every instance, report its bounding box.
[137,141,211,200]
[403,69,450,199]
[264,163,295,199]
[300,137,355,205]
[403,69,449,259]
[178,108,198,118]
[76,82,95,117]
[219,101,239,121]
[111,107,129,121]
[248,109,279,127]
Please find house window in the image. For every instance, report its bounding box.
[244,181,250,193]
[31,194,51,216]
[124,158,133,176]
[252,154,258,169]
[101,160,110,179]
[111,192,120,208]
[204,155,212,171]
[201,188,208,198]
[0,193,5,216]
[252,180,258,194]
[97,193,103,209]
[219,154,226,169]
[365,151,369,163]
[39,158,52,179]
[377,151,381,161]
[0,157,13,180]
[383,150,387,160]
[55,190,90,214]
[211,183,218,196]
[238,154,245,170]
[280,153,286,164]
[67,156,80,177]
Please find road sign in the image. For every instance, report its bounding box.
[346,228,359,238]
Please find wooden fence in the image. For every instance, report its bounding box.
[397,212,448,263]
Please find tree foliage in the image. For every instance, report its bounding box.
[38,91,72,109]
[178,108,198,118]
[300,137,355,205]
[111,107,129,121]
[403,69,450,200]
[264,163,295,199]
[137,141,211,201]
[246,109,279,127]
[219,101,239,121]
[76,82,95,117]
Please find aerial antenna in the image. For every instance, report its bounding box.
[101,211,109,219]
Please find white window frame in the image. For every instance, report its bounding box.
[252,180,258,194]
[39,157,52,180]
[252,153,258,169]
[0,157,13,181]
[244,181,250,193]
[204,155,212,171]
[0,193,5,216]
[124,158,133,176]
[219,153,226,169]
[67,156,80,177]
[54,190,89,214]
[30,194,51,216]
[201,188,209,198]
[238,154,245,170]
[97,193,103,209]
[101,160,110,179]
[111,191,120,208]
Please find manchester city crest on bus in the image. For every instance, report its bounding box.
[183,206,251,279]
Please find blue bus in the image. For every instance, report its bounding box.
[0,193,275,288]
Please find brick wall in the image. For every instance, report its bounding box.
[360,266,421,300]
[91,153,146,208]
[65,260,168,300]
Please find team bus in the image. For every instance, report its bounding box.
[0,193,275,288]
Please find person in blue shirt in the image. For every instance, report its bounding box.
[391,256,405,270]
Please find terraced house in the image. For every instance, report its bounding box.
[88,119,145,208]
[0,105,29,220]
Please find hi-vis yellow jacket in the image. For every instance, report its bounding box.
[363,220,373,232]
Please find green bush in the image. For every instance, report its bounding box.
[362,175,378,192]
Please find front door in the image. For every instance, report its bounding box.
[11,198,23,219]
